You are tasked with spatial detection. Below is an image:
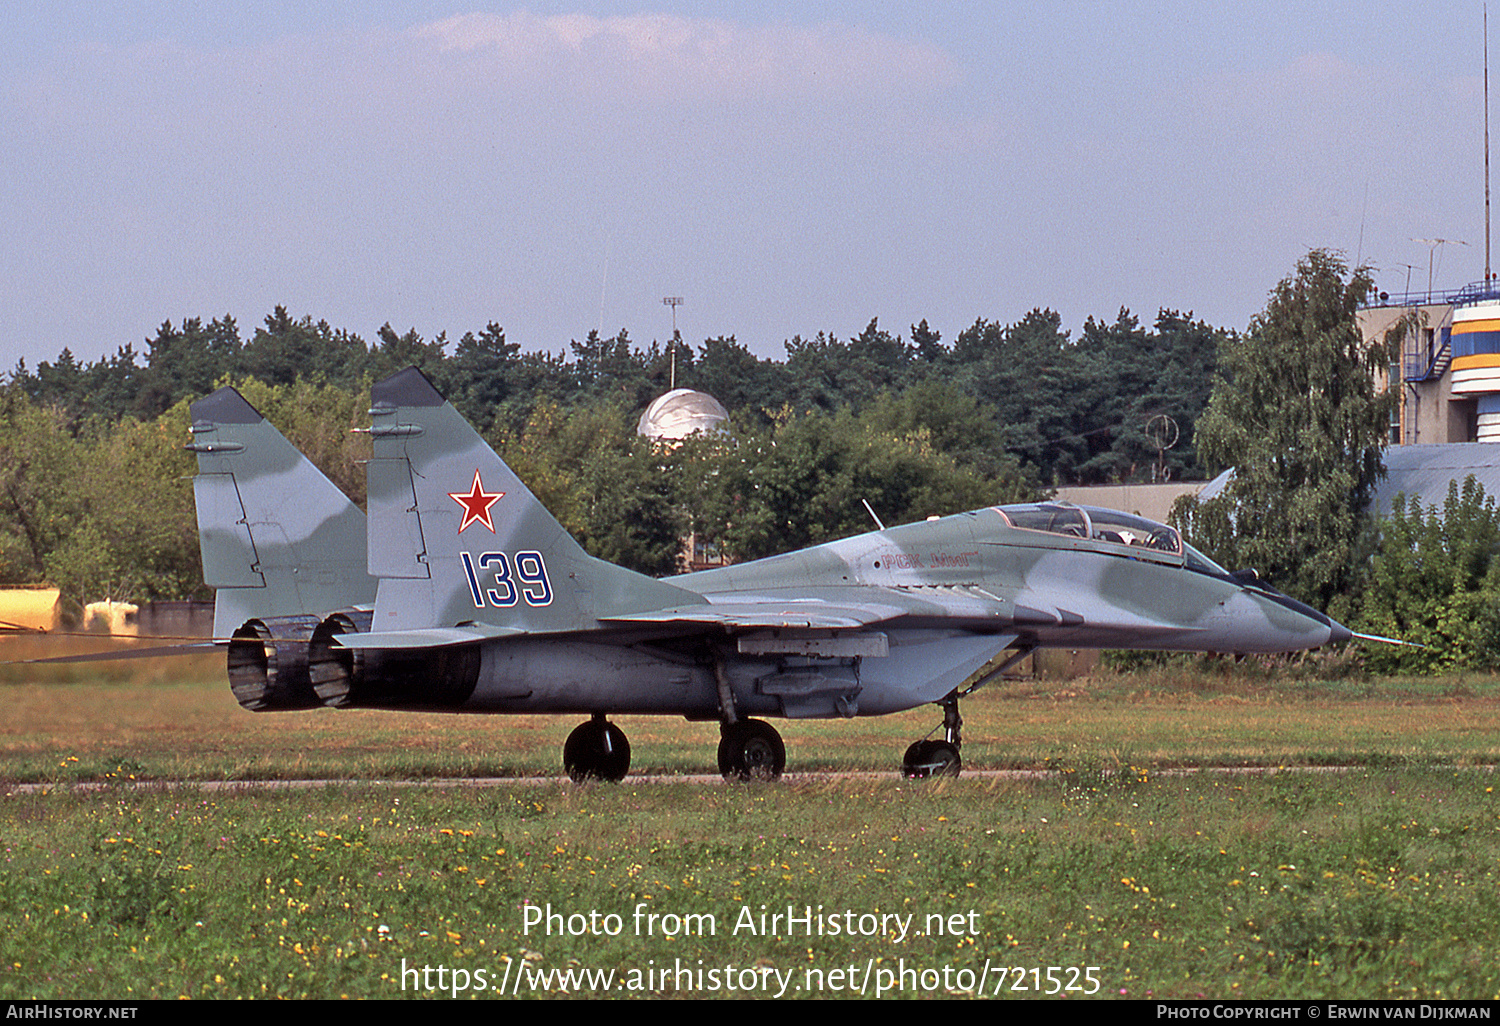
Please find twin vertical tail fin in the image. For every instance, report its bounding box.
[190,370,693,713]
[189,387,376,631]
[364,367,692,637]
[188,387,376,709]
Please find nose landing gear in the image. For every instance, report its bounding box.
[900,645,1034,780]
[902,688,963,779]
[902,739,962,778]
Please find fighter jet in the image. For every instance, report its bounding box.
[188,367,1354,782]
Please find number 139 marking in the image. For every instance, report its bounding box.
[460,551,553,608]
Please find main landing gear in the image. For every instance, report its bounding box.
[902,689,963,779]
[718,719,786,781]
[561,713,786,782]
[711,650,786,781]
[563,714,631,782]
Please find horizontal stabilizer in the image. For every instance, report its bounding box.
[333,624,527,650]
[5,641,222,665]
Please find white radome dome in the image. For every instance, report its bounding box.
[637,389,731,441]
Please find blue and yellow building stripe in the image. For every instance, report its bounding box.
[1452,315,1500,359]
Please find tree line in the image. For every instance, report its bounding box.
[12,304,1227,486]
[8,254,1500,675]
[1,301,1228,615]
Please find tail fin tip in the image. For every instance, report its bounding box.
[371,366,444,410]
[191,386,263,426]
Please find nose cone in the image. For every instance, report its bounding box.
[1325,617,1353,646]
[1247,586,1352,650]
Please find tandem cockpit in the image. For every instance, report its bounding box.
[990,502,1229,576]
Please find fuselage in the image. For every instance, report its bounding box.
[673,504,1348,653]
[197,373,1358,782]
[453,503,1350,719]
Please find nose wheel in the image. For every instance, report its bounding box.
[901,688,964,779]
[902,739,961,778]
[563,714,631,782]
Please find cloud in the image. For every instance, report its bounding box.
[0,10,982,371]
[410,11,959,104]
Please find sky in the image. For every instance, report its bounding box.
[1,2,1493,371]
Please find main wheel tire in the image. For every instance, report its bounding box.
[901,739,962,779]
[563,719,631,782]
[717,719,786,781]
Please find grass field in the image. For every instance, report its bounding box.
[2,654,1498,1000]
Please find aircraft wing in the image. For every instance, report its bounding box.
[602,581,1225,648]
[337,580,1210,649]
[330,590,980,653]
[602,584,1022,632]
[600,598,911,630]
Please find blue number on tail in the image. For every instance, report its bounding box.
[515,551,553,605]
[478,552,517,606]
[461,551,553,608]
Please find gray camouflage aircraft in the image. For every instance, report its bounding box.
[188,367,1355,782]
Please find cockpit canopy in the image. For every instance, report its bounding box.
[994,502,1180,551]
[992,502,1229,576]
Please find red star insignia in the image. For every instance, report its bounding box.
[449,470,504,533]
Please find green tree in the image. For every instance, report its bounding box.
[498,400,683,575]
[44,402,203,605]
[1147,309,1225,480]
[783,325,911,414]
[80,345,145,424]
[910,318,945,366]
[643,334,695,398]
[570,329,653,406]
[231,378,371,508]
[693,404,1030,562]
[1176,250,1396,614]
[1358,477,1500,672]
[21,349,86,422]
[687,336,791,425]
[1072,308,1225,483]
[370,323,447,383]
[1074,308,1151,482]
[11,344,143,427]
[856,379,1036,488]
[445,322,521,436]
[953,309,1088,484]
[243,307,369,388]
[0,390,202,607]
[134,316,243,418]
[0,391,83,584]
